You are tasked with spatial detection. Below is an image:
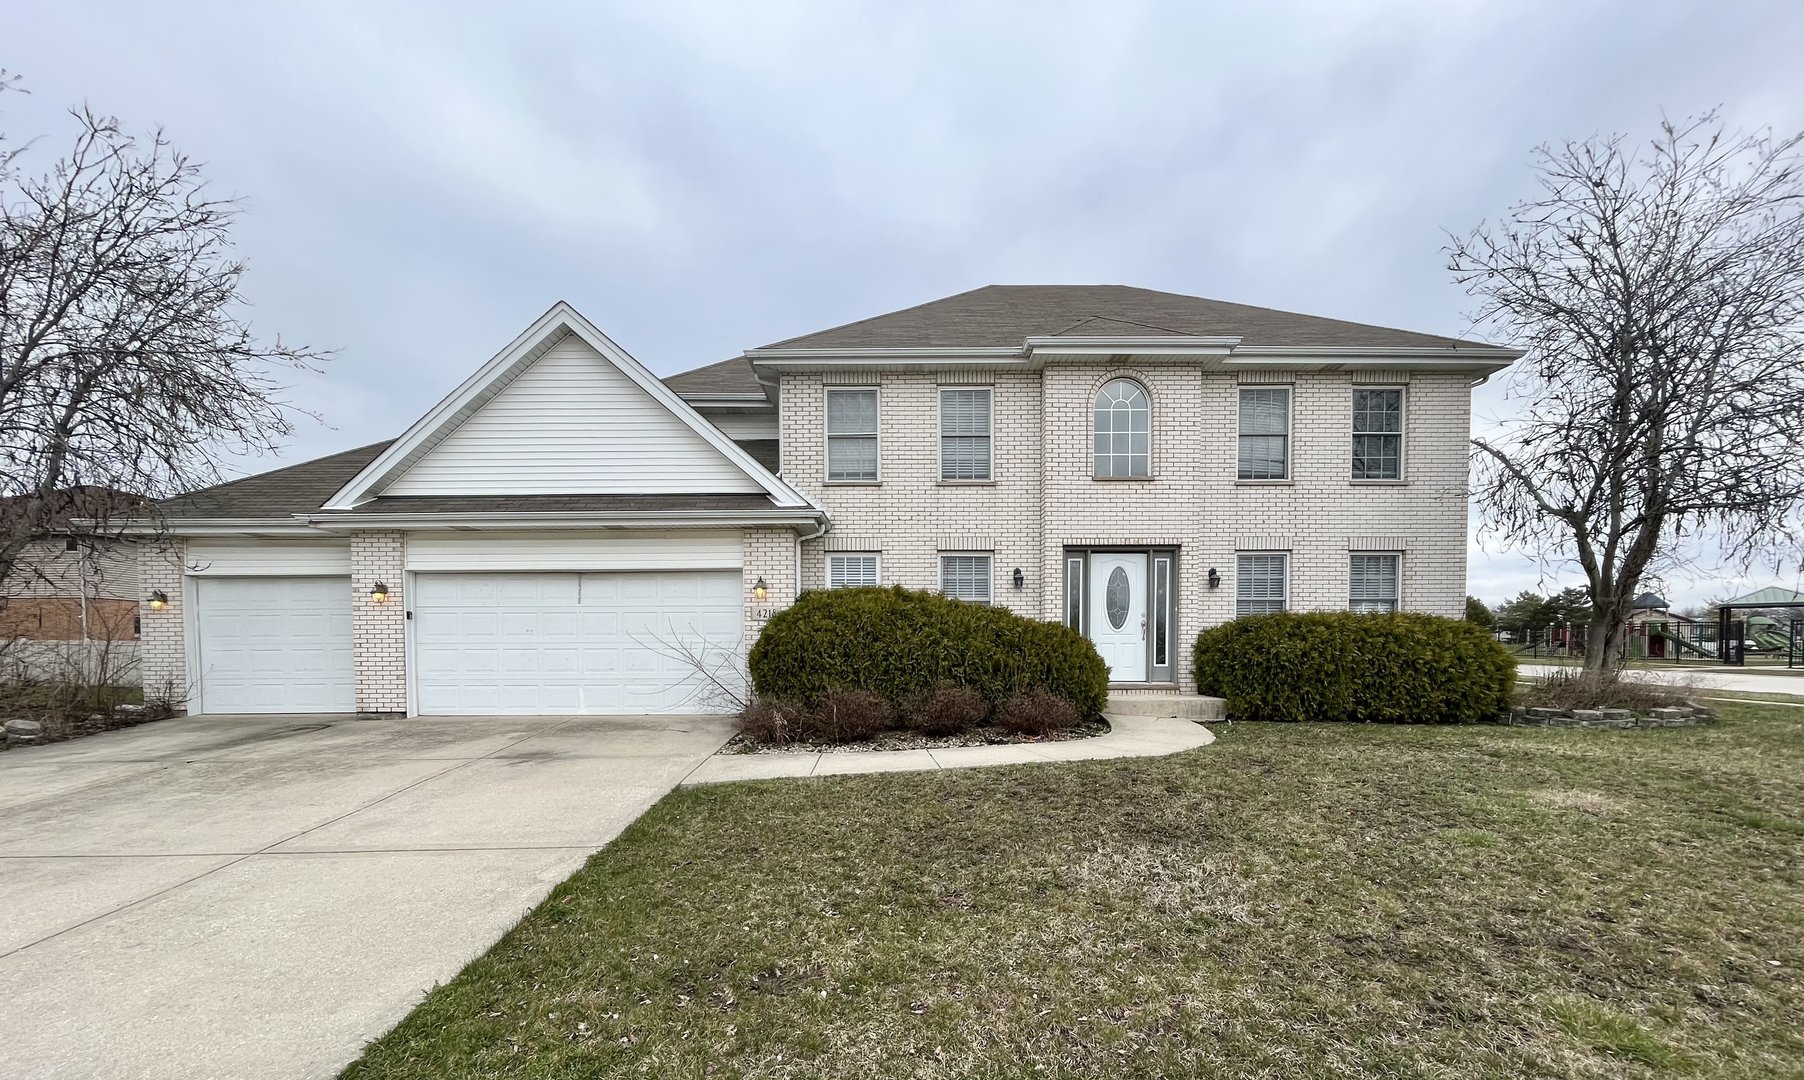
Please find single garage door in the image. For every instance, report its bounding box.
[412,571,743,715]
[194,577,355,714]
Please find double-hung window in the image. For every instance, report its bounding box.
[1237,388,1289,480]
[826,389,878,482]
[939,553,993,604]
[1352,388,1403,480]
[1235,553,1288,616]
[1349,554,1400,613]
[939,388,993,481]
[827,553,879,589]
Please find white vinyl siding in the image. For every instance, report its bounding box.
[1235,553,1288,616]
[827,554,879,589]
[384,335,764,495]
[939,554,992,604]
[184,539,352,576]
[1352,388,1404,480]
[1350,553,1401,613]
[1094,379,1150,477]
[700,410,779,440]
[826,389,879,482]
[939,388,993,481]
[1237,388,1290,480]
[406,531,742,572]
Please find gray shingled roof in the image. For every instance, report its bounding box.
[662,356,763,396]
[756,284,1501,351]
[157,441,394,519]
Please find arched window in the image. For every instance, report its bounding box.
[1093,379,1150,477]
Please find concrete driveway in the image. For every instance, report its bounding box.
[0,712,731,1080]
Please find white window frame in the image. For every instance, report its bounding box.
[1237,386,1292,482]
[938,552,994,604]
[825,387,880,483]
[1093,378,1152,479]
[1349,552,1402,613]
[938,387,994,482]
[826,553,880,590]
[1351,386,1406,482]
[1235,552,1289,616]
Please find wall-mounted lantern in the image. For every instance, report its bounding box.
[752,576,769,602]
[370,581,390,604]
[1207,568,1221,589]
[147,589,169,611]
[1012,567,1025,589]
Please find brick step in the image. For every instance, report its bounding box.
[1106,693,1225,721]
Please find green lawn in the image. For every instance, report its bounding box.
[344,705,1804,1079]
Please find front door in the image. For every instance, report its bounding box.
[1089,552,1148,681]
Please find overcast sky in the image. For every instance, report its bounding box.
[8,1,1803,607]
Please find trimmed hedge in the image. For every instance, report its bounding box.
[748,586,1110,718]
[1193,611,1516,723]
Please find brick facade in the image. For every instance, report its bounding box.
[784,364,1473,689]
[350,530,407,714]
[138,541,189,705]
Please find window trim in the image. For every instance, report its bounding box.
[1236,386,1292,483]
[938,551,994,605]
[1348,551,1402,613]
[1092,377,1152,480]
[1350,386,1407,483]
[937,386,994,483]
[824,386,881,484]
[826,552,881,590]
[1234,551,1290,617]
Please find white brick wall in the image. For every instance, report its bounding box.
[137,540,188,707]
[350,530,407,714]
[785,363,1473,688]
[742,526,798,648]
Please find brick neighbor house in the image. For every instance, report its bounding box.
[135,286,1520,715]
[2,488,144,684]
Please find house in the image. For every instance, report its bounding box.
[1623,593,1696,659]
[136,285,1520,715]
[2,488,144,684]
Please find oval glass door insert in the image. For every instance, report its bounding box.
[1106,566,1130,629]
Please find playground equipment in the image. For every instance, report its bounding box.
[1713,586,1804,667]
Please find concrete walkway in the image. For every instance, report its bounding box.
[682,713,1215,785]
[1518,663,1804,698]
[0,712,731,1080]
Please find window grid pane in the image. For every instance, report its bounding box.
[940,389,993,481]
[1093,379,1150,477]
[1238,388,1289,480]
[1352,389,1403,480]
[1236,554,1288,616]
[828,554,879,589]
[826,390,878,481]
[1349,554,1399,613]
[940,554,992,604]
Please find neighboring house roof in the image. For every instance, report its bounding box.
[662,356,764,397]
[1720,586,1804,607]
[755,284,1504,352]
[1630,592,1669,609]
[1,486,150,533]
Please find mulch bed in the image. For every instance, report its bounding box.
[722,717,1110,755]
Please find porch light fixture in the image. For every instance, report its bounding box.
[370,581,390,604]
[147,589,169,611]
[1012,567,1025,589]
[753,576,768,602]
[1207,568,1221,589]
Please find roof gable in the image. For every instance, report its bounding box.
[325,304,809,509]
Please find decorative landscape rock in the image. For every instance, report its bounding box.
[1504,703,1712,730]
[4,718,45,746]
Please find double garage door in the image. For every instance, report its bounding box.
[192,571,740,715]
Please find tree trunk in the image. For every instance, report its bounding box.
[1584,596,1634,675]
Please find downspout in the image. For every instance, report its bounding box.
[796,513,830,601]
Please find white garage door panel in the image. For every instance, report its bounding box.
[195,577,355,714]
[413,571,743,715]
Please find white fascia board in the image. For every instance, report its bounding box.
[1025,335,1241,358]
[300,509,827,531]
[322,302,818,511]
[1221,349,1520,373]
[681,394,772,407]
[118,518,330,537]
[746,347,1027,372]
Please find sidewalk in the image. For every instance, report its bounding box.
[681,713,1215,786]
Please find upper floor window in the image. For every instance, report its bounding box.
[1236,553,1288,616]
[826,389,878,482]
[940,388,992,481]
[1093,379,1150,478]
[1352,389,1403,480]
[1349,553,1400,613]
[828,553,879,589]
[1238,388,1290,480]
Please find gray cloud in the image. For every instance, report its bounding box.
[7,0,1801,606]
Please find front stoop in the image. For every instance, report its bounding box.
[1106,693,1226,721]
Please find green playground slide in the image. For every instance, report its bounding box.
[1651,627,1715,657]
[1752,630,1790,651]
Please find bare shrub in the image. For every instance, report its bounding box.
[803,689,895,743]
[903,682,989,736]
[737,698,805,747]
[996,690,1080,737]
[1517,669,1697,712]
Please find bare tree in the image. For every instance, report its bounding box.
[0,97,326,584]
[1450,114,1804,673]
